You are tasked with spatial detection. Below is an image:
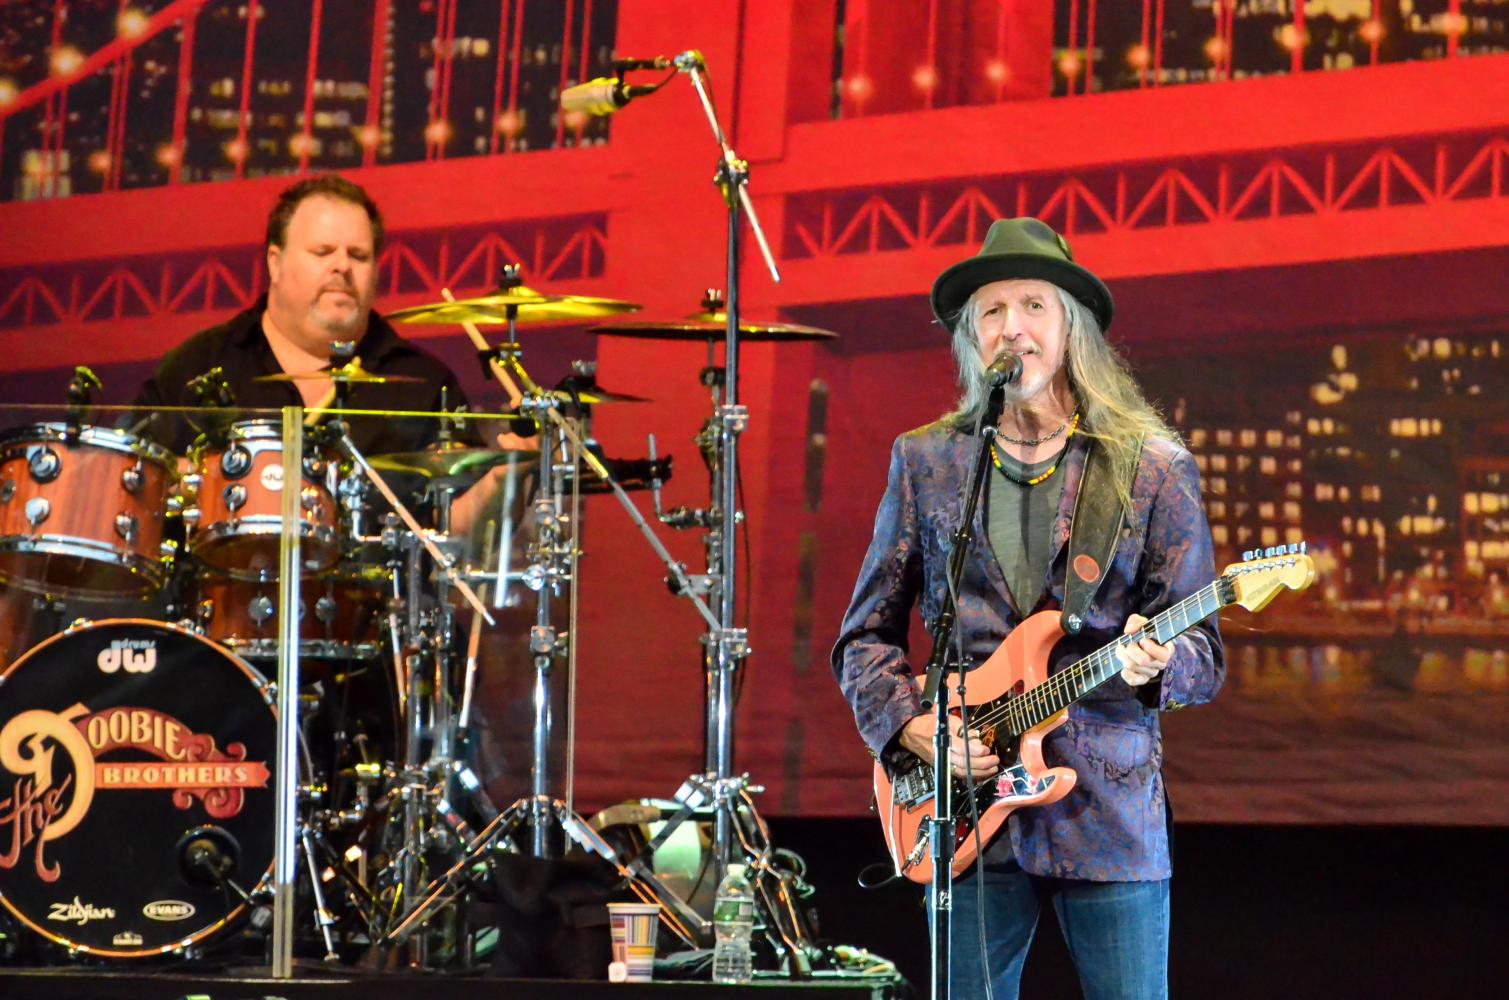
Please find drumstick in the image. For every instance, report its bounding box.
[441,288,526,407]
[303,355,359,425]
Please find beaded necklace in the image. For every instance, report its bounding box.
[990,411,1080,487]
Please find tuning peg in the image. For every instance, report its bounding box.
[1242,550,1255,562]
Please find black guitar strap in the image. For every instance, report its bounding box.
[1060,435,1144,635]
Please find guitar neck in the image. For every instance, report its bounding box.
[1010,578,1232,732]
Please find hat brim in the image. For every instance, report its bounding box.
[930,253,1114,332]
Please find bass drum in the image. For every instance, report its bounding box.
[0,619,275,958]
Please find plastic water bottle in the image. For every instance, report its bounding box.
[711,862,755,984]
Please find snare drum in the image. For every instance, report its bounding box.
[0,619,275,957]
[193,568,389,661]
[0,424,176,599]
[186,421,341,578]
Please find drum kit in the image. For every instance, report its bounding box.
[0,277,838,973]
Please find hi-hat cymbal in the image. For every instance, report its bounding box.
[254,362,423,385]
[591,310,838,342]
[368,444,536,479]
[386,285,641,326]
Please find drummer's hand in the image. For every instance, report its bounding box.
[495,429,538,453]
[899,712,999,779]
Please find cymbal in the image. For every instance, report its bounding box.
[591,310,838,342]
[550,378,650,405]
[386,285,641,326]
[254,362,423,385]
[562,387,650,404]
[368,445,536,479]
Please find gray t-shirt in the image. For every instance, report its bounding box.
[980,445,1067,865]
[985,446,1067,613]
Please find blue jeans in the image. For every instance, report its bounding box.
[943,862,1170,1000]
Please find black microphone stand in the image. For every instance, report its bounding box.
[917,373,1009,1000]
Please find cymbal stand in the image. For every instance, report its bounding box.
[658,50,785,890]
[621,51,817,974]
[437,343,715,945]
[321,419,493,966]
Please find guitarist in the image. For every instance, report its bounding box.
[832,218,1225,1000]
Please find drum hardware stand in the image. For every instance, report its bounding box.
[603,49,816,971]
[315,414,495,968]
[410,337,719,947]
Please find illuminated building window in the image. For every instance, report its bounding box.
[1288,458,1303,475]
[1212,525,1228,546]
[1210,477,1227,496]
[1266,430,1284,448]
[1211,454,1227,472]
[1240,430,1257,448]
[1338,486,1351,503]
[1236,455,1252,473]
[1316,483,1334,501]
[1194,453,1208,472]
[1209,501,1226,520]
[1259,502,1276,520]
[1260,456,1277,474]
[1285,502,1301,523]
[1261,527,1278,547]
[1216,429,1233,447]
[1286,482,1304,500]
[1189,429,1206,448]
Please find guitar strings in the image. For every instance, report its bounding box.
[966,580,1222,737]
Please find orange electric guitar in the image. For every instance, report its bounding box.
[874,546,1316,884]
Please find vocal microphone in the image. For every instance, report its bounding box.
[987,351,1023,387]
[560,77,662,116]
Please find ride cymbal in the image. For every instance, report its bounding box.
[590,311,837,342]
[386,285,641,326]
[253,362,423,385]
[367,445,536,479]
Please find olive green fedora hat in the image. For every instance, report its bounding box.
[930,217,1114,332]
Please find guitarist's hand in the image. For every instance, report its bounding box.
[899,713,1001,779]
[1117,613,1173,687]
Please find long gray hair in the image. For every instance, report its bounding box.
[944,285,1178,511]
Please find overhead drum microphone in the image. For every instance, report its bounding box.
[560,77,661,116]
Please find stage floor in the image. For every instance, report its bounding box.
[0,969,904,1000]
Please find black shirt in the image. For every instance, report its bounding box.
[130,296,471,456]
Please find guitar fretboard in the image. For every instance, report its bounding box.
[981,576,1232,737]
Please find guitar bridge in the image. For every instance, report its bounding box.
[895,763,936,808]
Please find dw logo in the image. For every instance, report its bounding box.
[97,640,157,674]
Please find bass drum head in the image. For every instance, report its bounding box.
[0,619,276,957]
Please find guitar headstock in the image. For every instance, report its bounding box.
[1223,543,1317,612]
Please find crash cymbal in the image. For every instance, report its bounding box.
[368,444,536,479]
[591,311,838,342]
[254,361,423,385]
[551,377,651,404]
[562,387,650,404]
[386,285,641,326]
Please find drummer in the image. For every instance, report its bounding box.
[130,174,532,534]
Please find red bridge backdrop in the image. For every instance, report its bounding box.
[2,0,1508,826]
